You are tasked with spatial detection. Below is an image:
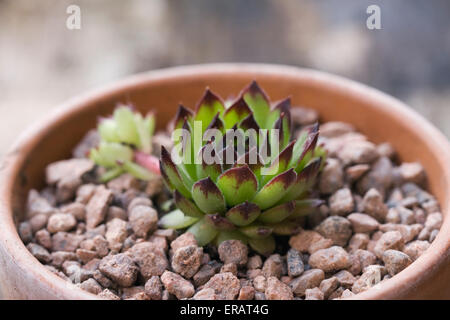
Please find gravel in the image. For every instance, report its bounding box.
[18,116,443,300]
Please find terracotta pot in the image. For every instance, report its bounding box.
[0,64,449,300]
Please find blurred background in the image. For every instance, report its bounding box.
[1,0,449,156]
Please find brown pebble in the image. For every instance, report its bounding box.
[105,218,127,252]
[193,264,218,287]
[319,158,344,194]
[193,288,217,300]
[218,240,248,266]
[128,205,158,238]
[98,289,120,300]
[382,250,412,276]
[287,248,304,277]
[76,248,98,264]
[305,287,324,300]
[85,186,113,229]
[289,269,324,296]
[47,213,77,233]
[309,246,350,272]
[203,272,241,300]
[362,188,388,222]
[265,276,293,300]
[98,253,138,287]
[106,206,127,222]
[35,229,52,250]
[333,270,356,288]
[247,255,263,270]
[52,232,83,252]
[262,254,283,278]
[18,222,33,244]
[289,230,324,252]
[315,216,352,247]
[61,202,86,221]
[78,278,102,295]
[144,276,163,300]
[319,277,339,299]
[403,240,430,261]
[347,213,379,233]
[128,242,169,280]
[373,231,405,259]
[347,233,370,252]
[171,245,203,279]
[27,243,51,263]
[170,232,197,252]
[238,286,255,300]
[329,188,354,216]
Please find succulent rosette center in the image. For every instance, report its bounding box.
[159,81,326,255]
[89,105,160,182]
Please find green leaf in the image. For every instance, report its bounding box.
[215,230,248,246]
[160,146,191,198]
[204,112,225,134]
[98,118,120,143]
[191,177,226,214]
[223,97,252,129]
[294,123,319,173]
[252,168,297,210]
[258,200,295,224]
[225,201,260,226]
[272,110,291,151]
[269,220,303,235]
[94,142,134,168]
[194,89,225,134]
[280,158,322,202]
[113,106,140,146]
[204,214,236,231]
[122,161,154,181]
[173,105,194,130]
[239,225,272,239]
[216,165,258,207]
[174,190,205,218]
[134,113,151,153]
[187,217,219,246]
[266,97,291,131]
[290,199,324,219]
[261,140,295,185]
[178,120,197,183]
[196,142,222,182]
[100,167,124,183]
[159,209,198,229]
[234,147,264,179]
[242,81,271,129]
[248,236,275,256]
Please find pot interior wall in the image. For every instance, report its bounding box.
[10,70,448,224]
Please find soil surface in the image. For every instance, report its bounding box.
[18,108,443,300]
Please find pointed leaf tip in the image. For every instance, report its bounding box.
[253,168,297,210]
[217,165,258,207]
[205,214,236,231]
[174,190,204,218]
[226,201,260,226]
[191,177,226,214]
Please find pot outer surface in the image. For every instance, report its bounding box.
[0,64,449,299]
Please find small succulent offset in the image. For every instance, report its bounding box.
[89,105,160,182]
[159,81,326,255]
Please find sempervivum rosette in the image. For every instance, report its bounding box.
[89,106,160,182]
[159,81,326,255]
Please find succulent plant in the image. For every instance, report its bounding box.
[159,81,326,255]
[89,105,160,182]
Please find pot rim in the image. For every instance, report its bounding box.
[0,63,449,300]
